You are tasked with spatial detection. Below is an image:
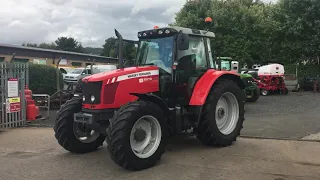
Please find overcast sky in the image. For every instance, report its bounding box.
[0,0,277,48]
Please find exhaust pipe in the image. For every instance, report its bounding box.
[115,29,124,69]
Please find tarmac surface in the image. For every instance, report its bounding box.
[0,128,320,180]
[35,91,320,140]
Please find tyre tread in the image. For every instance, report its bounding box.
[197,79,245,147]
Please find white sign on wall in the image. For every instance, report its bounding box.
[7,78,19,98]
[33,59,47,65]
[59,59,68,65]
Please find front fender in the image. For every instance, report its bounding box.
[130,93,170,115]
[189,69,244,106]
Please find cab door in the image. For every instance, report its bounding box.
[175,36,208,102]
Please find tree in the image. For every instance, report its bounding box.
[54,37,84,53]
[173,0,285,66]
[101,37,137,66]
[22,43,38,47]
[101,37,117,57]
[38,42,57,50]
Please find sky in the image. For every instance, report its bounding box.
[0,0,277,48]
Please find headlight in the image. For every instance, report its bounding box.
[90,95,95,102]
[82,95,85,102]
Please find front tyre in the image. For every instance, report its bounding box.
[197,79,245,146]
[54,97,106,153]
[246,87,260,102]
[106,100,168,171]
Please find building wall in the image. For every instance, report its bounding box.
[0,51,117,68]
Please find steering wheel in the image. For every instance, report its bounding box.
[149,60,166,69]
[149,60,171,74]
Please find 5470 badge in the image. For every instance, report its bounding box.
[139,77,153,83]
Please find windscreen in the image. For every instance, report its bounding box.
[136,36,173,74]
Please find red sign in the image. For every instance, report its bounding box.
[6,97,21,113]
[9,102,21,112]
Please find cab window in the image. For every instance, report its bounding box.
[178,36,207,69]
[206,38,214,68]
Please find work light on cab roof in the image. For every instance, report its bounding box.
[205,17,213,23]
[137,26,174,38]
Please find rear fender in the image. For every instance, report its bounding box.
[189,70,244,106]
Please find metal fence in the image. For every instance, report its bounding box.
[0,62,28,129]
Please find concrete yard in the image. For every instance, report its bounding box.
[0,128,319,180]
[243,91,320,139]
[35,91,320,140]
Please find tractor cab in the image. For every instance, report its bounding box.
[132,26,216,105]
[216,57,239,73]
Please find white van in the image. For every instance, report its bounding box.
[86,64,117,74]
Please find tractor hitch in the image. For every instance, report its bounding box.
[74,111,111,134]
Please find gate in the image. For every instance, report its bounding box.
[0,62,28,129]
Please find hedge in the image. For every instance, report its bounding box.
[285,63,320,87]
[29,64,63,95]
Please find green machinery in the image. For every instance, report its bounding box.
[216,57,260,102]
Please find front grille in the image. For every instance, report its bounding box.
[82,81,103,104]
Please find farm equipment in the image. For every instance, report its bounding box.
[216,57,260,102]
[54,21,245,171]
[255,64,288,96]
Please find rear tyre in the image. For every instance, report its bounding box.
[280,88,289,95]
[246,87,260,102]
[196,79,245,147]
[54,97,106,153]
[106,100,168,171]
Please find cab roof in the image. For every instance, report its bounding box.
[138,26,215,39]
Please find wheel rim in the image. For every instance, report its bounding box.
[215,92,239,135]
[73,122,100,143]
[130,115,162,159]
[262,89,268,96]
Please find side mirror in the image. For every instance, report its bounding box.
[177,33,189,51]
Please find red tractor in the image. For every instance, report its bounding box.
[54,26,245,170]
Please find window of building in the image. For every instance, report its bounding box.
[13,58,29,63]
[71,62,82,67]
[0,57,5,62]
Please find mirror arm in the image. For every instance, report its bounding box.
[115,29,124,69]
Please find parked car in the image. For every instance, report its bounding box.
[59,67,74,79]
[303,76,320,91]
[63,68,91,84]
